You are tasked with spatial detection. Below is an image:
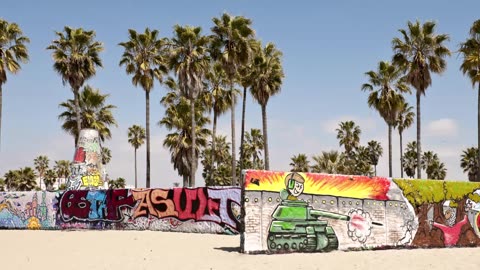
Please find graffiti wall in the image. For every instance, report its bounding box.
[240,170,480,253]
[0,187,240,234]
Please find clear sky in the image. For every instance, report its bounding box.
[1,0,479,187]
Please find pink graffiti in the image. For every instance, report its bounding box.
[349,214,366,231]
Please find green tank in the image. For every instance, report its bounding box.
[267,199,350,252]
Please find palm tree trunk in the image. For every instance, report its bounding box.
[146,91,151,188]
[183,174,188,187]
[230,83,237,186]
[416,91,422,179]
[73,87,82,148]
[374,165,377,176]
[239,86,247,180]
[400,131,404,178]
[261,104,270,170]
[190,97,196,188]
[134,148,138,189]
[477,83,480,182]
[211,112,218,180]
[388,124,392,177]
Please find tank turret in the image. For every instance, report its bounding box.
[267,200,349,252]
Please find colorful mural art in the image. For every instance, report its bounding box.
[67,129,105,190]
[0,187,240,234]
[241,170,480,253]
[0,192,57,229]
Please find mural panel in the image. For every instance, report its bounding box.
[0,191,57,229]
[241,170,480,253]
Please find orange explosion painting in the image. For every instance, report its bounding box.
[244,170,391,200]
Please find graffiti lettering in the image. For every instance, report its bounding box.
[81,174,102,187]
[132,189,177,219]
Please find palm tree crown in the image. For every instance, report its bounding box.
[0,19,29,148]
[336,121,361,156]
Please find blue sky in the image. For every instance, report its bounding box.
[1,0,479,187]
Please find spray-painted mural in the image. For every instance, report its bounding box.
[0,192,57,229]
[67,129,105,190]
[243,170,480,253]
[0,187,240,234]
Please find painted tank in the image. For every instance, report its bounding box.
[267,199,350,252]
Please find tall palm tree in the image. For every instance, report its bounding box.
[16,167,37,191]
[58,85,117,144]
[402,141,418,178]
[290,154,310,172]
[211,13,255,185]
[366,140,383,176]
[34,155,49,190]
[396,101,415,178]
[250,42,284,171]
[392,20,451,179]
[128,124,145,188]
[459,20,480,182]
[169,25,210,187]
[461,147,479,182]
[0,19,29,148]
[54,160,71,187]
[205,62,237,176]
[336,121,361,157]
[159,79,211,187]
[238,39,261,174]
[119,28,168,188]
[47,26,103,146]
[362,61,409,177]
[311,150,346,174]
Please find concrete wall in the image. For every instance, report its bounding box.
[241,170,480,253]
[0,187,240,234]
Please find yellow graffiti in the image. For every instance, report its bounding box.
[81,174,103,187]
[27,217,41,229]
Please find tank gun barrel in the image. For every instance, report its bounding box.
[310,209,350,221]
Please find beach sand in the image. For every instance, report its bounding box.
[1,230,477,270]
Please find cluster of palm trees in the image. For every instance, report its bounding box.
[0,13,283,188]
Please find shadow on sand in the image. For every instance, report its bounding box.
[214,246,241,253]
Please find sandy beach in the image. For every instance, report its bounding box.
[0,230,477,270]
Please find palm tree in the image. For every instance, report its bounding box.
[336,121,361,157]
[211,13,255,185]
[4,169,19,191]
[238,39,260,174]
[119,28,168,188]
[101,147,111,165]
[16,167,37,191]
[43,169,57,191]
[362,61,409,177]
[34,155,49,190]
[402,141,418,178]
[242,128,264,170]
[460,147,479,182]
[366,140,383,176]
[0,19,29,148]
[58,85,117,144]
[159,79,211,187]
[205,62,237,176]
[459,20,480,182]
[169,25,210,187]
[352,145,374,176]
[54,160,71,188]
[311,150,346,174]
[396,101,415,178]
[250,42,284,171]
[201,135,232,186]
[108,177,126,189]
[428,160,447,180]
[290,154,310,172]
[0,178,5,191]
[47,26,103,146]
[128,125,146,188]
[392,20,451,179]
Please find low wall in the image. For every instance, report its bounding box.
[0,187,240,234]
[241,170,480,253]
